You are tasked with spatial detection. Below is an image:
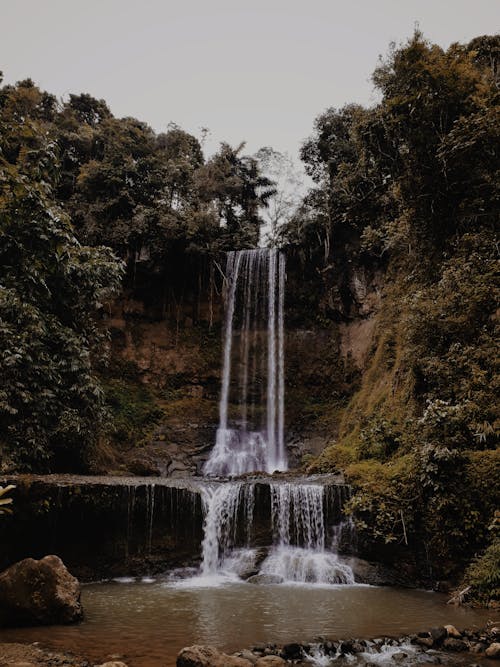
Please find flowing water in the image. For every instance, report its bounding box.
[0,581,492,667]
[204,248,286,476]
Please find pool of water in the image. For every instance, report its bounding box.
[0,577,495,666]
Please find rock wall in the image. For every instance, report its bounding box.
[102,258,383,475]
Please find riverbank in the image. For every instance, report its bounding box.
[0,641,91,667]
[2,623,500,667]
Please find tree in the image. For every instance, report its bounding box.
[0,139,123,470]
[254,147,304,246]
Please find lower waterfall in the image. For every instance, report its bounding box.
[259,483,355,584]
[196,481,355,585]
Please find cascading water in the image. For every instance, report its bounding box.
[196,481,355,585]
[258,483,355,584]
[203,248,287,476]
[199,483,255,576]
[192,248,355,587]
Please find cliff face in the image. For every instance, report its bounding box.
[97,258,382,477]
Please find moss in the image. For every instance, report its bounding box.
[104,379,163,446]
[463,537,500,605]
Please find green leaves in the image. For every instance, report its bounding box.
[0,145,124,470]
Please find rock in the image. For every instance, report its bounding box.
[470,642,486,653]
[280,643,303,660]
[444,624,462,639]
[391,653,407,663]
[255,658,286,667]
[486,643,500,659]
[0,555,83,627]
[246,574,284,585]
[415,637,434,648]
[97,663,129,667]
[237,650,259,664]
[340,640,354,653]
[177,645,252,667]
[347,558,409,587]
[442,638,468,651]
[429,627,447,644]
[5,663,37,667]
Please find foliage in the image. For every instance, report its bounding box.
[104,379,163,446]
[0,78,275,292]
[0,98,124,470]
[0,485,15,515]
[462,512,500,604]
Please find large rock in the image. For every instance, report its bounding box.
[177,645,252,667]
[486,643,500,659]
[0,555,83,627]
[255,657,286,667]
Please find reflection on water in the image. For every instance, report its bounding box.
[0,580,492,667]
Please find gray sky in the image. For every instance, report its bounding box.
[1,0,499,159]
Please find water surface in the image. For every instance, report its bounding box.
[0,579,493,667]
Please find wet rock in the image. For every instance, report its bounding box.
[444,624,462,639]
[0,555,83,627]
[391,653,407,663]
[415,636,434,648]
[177,645,252,667]
[254,657,286,667]
[486,643,500,659]
[442,638,468,651]
[470,642,487,653]
[429,627,447,644]
[127,456,163,477]
[280,643,303,660]
[237,650,259,664]
[246,574,284,585]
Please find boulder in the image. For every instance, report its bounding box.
[486,643,500,659]
[255,658,286,667]
[444,624,462,639]
[429,626,447,644]
[280,643,303,660]
[0,555,83,627]
[442,638,468,651]
[177,645,252,667]
[237,650,259,664]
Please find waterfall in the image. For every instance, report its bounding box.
[190,248,355,586]
[259,483,355,584]
[196,481,355,585]
[203,248,287,476]
[200,483,255,575]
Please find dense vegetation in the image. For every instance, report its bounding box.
[0,73,274,470]
[284,32,499,601]
[0,32,498,600]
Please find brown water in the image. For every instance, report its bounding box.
[0,579,494,667]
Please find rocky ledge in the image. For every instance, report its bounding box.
[177,625,500,666]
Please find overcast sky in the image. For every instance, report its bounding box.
[1,1,498,160]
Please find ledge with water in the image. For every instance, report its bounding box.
[0,473,355,583]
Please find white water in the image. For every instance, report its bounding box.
[204,249,287,476]
[197,248,353,587]
[194,482,354,586]
[258,483,355,585]
[199,483,254,576]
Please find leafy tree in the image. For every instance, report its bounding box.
[0,131,123,470]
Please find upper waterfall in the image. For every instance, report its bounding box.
[204,248,287,476]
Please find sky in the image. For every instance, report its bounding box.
[1,0,499,161]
